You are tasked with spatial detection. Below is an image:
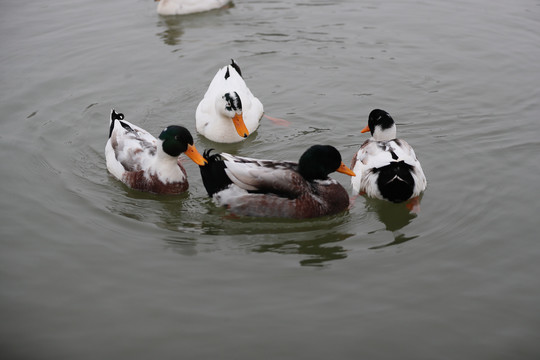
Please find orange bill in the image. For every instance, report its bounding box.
[337,162,356,176]
[360,125,371,133]
[185,144,208,166]
[232,113,249,138]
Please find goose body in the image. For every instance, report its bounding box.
[351,109,426,203]
[156,0,230,16]
[105,109,206,194]
[196,60,263,143]
[199,145,355,218]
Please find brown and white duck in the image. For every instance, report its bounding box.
[199,145,355,218]
[105,109,207,194]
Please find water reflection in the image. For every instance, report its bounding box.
[152,201,355,266]
[156,16,184,46]
[253,231,352,267]
[162,234,199,257]
[106,185,190,224]
[362,196,420,249]
[197,211,354,266]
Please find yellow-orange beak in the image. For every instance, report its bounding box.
[185,144,207,166]
[232,113,249,138]
[360,125,370,134]
[337,162,356,177]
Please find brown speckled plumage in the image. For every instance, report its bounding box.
[122,165,188,194]
[221,181,349,218]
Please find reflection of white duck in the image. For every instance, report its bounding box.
[156,0,231,16]
[196,59,264,143]
[351,109,427,203]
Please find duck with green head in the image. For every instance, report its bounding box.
[105,109,207,194]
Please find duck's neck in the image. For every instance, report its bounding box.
[153,144,185,181]
[372,124,397,141]
[215,95,236,120]
[298,164,329,182]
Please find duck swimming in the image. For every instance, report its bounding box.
[156,0,231,16]
[105,109,207,194]
[350,109,427,203]
[199,145,356,218]
[196,59,264,143]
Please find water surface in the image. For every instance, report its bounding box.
[1,0,540,358]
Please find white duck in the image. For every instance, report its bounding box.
[196,59,264,143]
[105,109,207,194]
[351,109,427,203]
[156,0,231,16]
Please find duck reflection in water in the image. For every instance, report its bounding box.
[362,195,422,249]
[156,16,184,46]
[253,231,353,267]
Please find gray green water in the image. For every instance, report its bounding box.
[1,0,540,358]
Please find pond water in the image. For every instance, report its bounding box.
[1,0,540,358]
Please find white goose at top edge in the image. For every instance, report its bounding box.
[156,0,231,16]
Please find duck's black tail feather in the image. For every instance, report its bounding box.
[199,149,233,197]
[375,161,415,203]
[230,59,242,78]
[109,109,125,138]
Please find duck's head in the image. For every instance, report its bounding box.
[159,126,207,165]
[361,109,397,141]
[298,145,355,181]
[218,91,249,138]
